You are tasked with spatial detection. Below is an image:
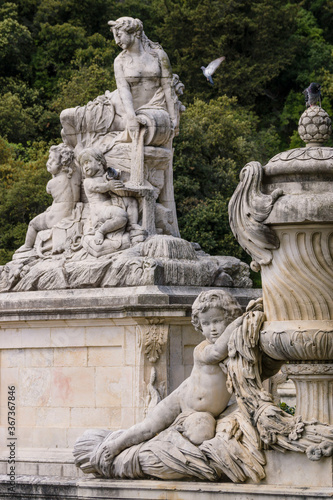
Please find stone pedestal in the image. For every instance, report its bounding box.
[282,363,333,424]
[261,450,333,488]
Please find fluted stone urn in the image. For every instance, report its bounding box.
[229,106,333,425]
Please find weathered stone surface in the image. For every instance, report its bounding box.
[228,105,333,470]
[0,17,193,293]
[0,16,254,293]
[262,450,333,488]
[298,105,332,145]
[0,286,260,321]
[0,236,252,292]
[0,286,261,484]
[0,475,332,500]
[70,293,332,482]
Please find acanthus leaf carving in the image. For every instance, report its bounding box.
[141,319,168,363]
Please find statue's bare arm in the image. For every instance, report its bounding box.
[196,316,244,365]
[85,178,124,195]
[114,57,136,124]
[103,385,184,462]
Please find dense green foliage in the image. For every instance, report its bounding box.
[1,0,333,265]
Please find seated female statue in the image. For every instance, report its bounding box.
[60,17,177,151]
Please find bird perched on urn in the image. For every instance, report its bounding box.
[201,56,225,85]
[303,82,322,107]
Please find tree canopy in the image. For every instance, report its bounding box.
[1,0,333,269]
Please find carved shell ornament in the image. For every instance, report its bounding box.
[228,161,283,271]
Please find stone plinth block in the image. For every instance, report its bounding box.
[0,476,332,500]
[261,449,333,488]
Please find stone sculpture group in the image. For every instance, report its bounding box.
[1,16,332,485]
[0,17,250,293]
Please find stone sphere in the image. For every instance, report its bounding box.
[298,106,332,144]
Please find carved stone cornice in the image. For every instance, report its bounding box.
[265,146,333,176]
[282,363,333,376]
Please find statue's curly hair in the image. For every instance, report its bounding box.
[191,289,242,333]
[108,17,143,35]
[49,144,75,178]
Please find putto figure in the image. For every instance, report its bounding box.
[100,290,243,462]
[74,290,245,478]
[78,147,141,248]
[74,289,333,482]
[16,144,80,254]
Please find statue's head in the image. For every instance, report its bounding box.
[108,17,143,48]
[48,144,75,178]
[77,147,107,178]
[108,17,161,55]
[191,289,242,335]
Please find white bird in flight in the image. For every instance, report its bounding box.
[201,56,225,85]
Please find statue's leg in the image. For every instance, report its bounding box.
[103,387,183,463]
[124,197,140,229]
[17,215,44,252]
[94,208,128,245]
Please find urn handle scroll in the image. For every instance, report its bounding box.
[228,161,283,271]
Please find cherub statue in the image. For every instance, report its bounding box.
[74,290,333,481]
[100,289,242,461]
[16,144,80,254]
[74,290,244,477]
[78,147,141,246]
